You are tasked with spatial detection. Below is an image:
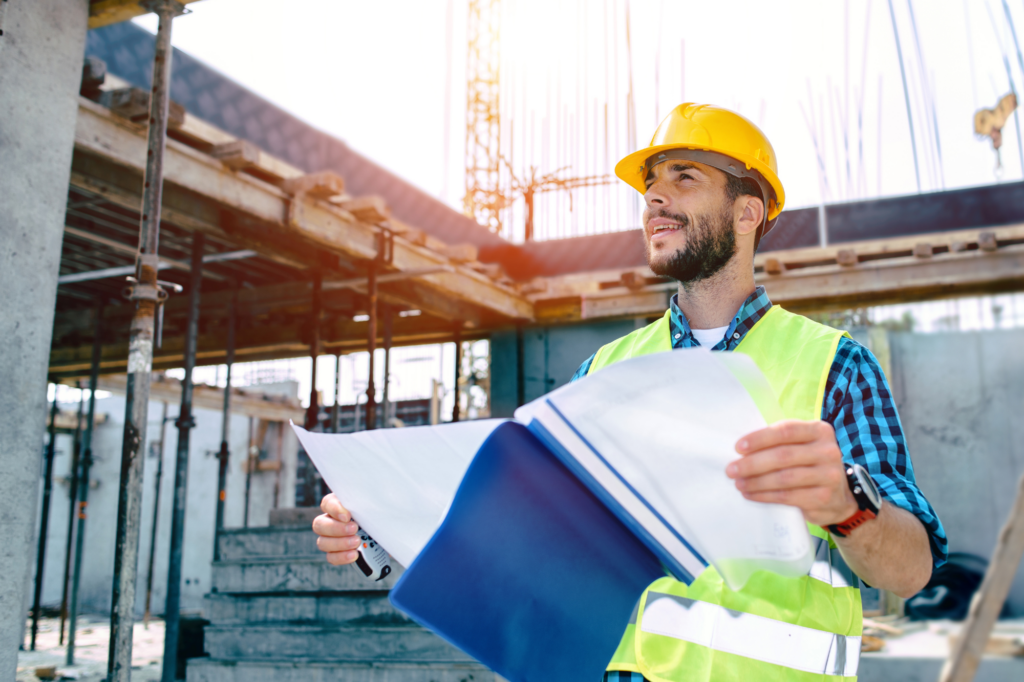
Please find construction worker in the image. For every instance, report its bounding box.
[312,103,947,680]
[581,103,946,681]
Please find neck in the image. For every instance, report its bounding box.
[675,255,756,329]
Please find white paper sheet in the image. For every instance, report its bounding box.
[519,349,814,590]
[292,420,507,567]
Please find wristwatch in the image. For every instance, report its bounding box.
[828,464,882,538]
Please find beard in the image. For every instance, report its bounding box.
[645,203,737,285]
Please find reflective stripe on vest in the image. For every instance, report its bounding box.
[641,591,861,677]
[595,305,862,680]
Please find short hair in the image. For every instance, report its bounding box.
[723,173,766,252]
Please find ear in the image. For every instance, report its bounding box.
[734,195,764,238]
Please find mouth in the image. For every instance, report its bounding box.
[648,218,686,241]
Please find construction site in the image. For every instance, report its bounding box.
[4,0,1024,680]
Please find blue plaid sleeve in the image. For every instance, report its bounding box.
[571,353,596,382]
[824,337,948,568]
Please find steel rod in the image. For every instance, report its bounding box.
[382,306,393,428]
[108,3,183,679]
[143,401,168,628]
[58,382,85,644]
[365,263,378,430]
[331,353,342,433]
[452,328,463,423]
[886,0,922,193]
[30,389,60,650]
[67,306,103,666]
[214,296,236,561]
[244,416,254,528]
[160,232,204,682]
[305,270,322,430]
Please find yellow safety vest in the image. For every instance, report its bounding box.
[590,305,862,681]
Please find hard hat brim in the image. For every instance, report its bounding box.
[614,143,786,223]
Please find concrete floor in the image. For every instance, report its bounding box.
[16,617,165,682]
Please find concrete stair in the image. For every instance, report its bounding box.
[188,510,497,681]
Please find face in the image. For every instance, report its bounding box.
[641,160,738,285]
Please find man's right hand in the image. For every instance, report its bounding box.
[312,493,361,566]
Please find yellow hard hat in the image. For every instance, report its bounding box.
[615,103,786,235]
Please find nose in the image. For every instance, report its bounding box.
[644,175,670,209]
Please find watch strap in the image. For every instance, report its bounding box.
[827,508,877,538]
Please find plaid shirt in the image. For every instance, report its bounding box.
[575,287,947,681]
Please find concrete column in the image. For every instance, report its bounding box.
[0,0,89,676]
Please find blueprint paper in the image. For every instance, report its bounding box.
[519,348,814,590]
[291,420,506,567]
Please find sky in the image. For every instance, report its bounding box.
[126,0,1024,406]
[134,0,1024,241]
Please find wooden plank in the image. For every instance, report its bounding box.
[940,472,1024,682]
[73,99,533,322]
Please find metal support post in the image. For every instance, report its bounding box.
[58,383,86,644]
[331,353,342,433]
[364,229,392,431]
[452,328,463,423]
[30,389,60,650]
[244,417,255,528]
[108,2,184,680]
[214,297,236,561]
[305,271,322,430]
[68,306,104,666]
[160,231,204,682]
[143,402,169,628]
[515,324,525,408]
[365,262,378,430]
[382,306,393,428]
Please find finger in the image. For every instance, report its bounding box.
[325,550,359,566]
[734,464,840,493]
[312,513,358,538]
[727,444,832,479]
[741,486,833,510]
[317,534,362,553]
[320,493,351,522]
[736,420,833,455]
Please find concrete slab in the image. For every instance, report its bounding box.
[187,658,497,682]
[211,557,403,593]
[203,623,472,662]
[203,592,412,626]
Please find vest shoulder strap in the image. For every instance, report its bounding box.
[589,310,673,375]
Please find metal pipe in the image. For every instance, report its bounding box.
[30,388,60,650]
[331,353,342,433]
[108,3,184,680]
[452,328,463,423]
[244,416,254,528]
[382,307,393,428]
[214,296,236,561]
[305,270,322,430]
[160,231,205,682]
[56,249,253,285]
[58,382,85,644]
[515,324,525,408]
[365,262,378,430]
[143,402,168,629]
[67,305,104,666]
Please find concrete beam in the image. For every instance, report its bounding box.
[0,0,89,673]
[87,0,203,29]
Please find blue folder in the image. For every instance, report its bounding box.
[389,421,669,682]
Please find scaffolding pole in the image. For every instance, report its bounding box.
[161,232,204,682]
[58,382,85,645]
[452,327,463,423]
[382,306,393,428]
[67,306,104,666]
[107,3,184,680]
[143,401,169,628]
[30,389,59,650]
[214,296,236,561]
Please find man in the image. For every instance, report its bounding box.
[314,103,946,681]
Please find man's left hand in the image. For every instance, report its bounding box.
[726,419,859,527]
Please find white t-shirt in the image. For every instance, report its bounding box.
[690,325,730,349]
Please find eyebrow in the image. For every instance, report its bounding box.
[645,162,701,187]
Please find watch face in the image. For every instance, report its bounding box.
[851,464,882,510]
